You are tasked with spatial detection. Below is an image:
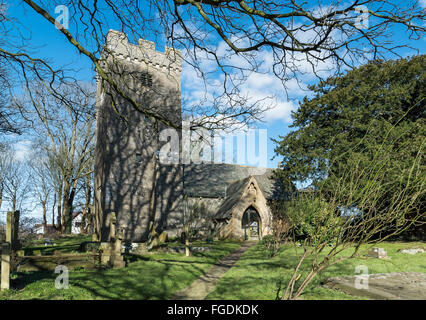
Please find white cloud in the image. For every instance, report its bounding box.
[181,35,338,125]
[261,100,298,123]
[13,140,32,162]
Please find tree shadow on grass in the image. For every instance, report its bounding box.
[67,256,215,299]
[10,271,56,291]
[3,242,242,300]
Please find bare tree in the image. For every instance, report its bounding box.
[0,146,32,213]
[19,82,95,234]
[272,136,425,300]
[0,0,422,130]
[29,153,53,232]
[72,162,93,234]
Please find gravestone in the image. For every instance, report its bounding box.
[109,228,125,268]
[147,222,167,250]
[98,214,125,268]
[108,212,117,242]
[398,247,424,255]
[323,272,426,300]
[1,242,10,291]
[367,247,388,259]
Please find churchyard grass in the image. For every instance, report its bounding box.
[0,237,241,300]
[21,235,92,255]
[1,236,423,300]
[206,241,426,300]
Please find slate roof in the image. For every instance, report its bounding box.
[213,177,251,220]
[182,163,283,200]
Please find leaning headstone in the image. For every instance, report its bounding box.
[158,231,168,244]
[398,248,425,255]
[323,272,426,300]
[1,242,11,290]
[368,247,388,259]
[132,243,149,254]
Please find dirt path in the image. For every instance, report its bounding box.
[172,241,255,300]
[323,272,426,300]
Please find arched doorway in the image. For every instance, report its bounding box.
[242,206,261,240]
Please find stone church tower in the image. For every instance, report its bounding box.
[94,30,184,242]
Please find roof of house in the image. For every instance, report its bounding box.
[72,211,82,220]
[182,163,283,200]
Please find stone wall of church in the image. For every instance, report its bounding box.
[184,197,224,239]
[94,30,184,242]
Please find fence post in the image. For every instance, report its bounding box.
[1,242,10,291]
[12,210,21,251]
[6,211,20,249]
[6,211,13,244]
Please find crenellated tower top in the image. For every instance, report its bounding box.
[103,29,182,73]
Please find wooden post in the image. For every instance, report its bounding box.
[6,211,20,250]
[6,211,13,244]
[1,242,11,291]
[12,210,20,251]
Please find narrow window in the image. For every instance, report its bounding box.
[140,72,153,87]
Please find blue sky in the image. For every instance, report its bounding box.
[4,0,426,169]
[0,0,425,223]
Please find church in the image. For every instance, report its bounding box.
[94,30,287,242]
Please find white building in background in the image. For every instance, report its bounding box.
[71,212,83,234]
[33,212,83,235]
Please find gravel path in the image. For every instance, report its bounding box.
[172,241,255,300]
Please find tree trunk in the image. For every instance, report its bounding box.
[81,181,91,234]
[61,182,70,233]
[185,226,191,257]
[52,192,56,226]
[12,191,16,213]
[0,182,3,211]
[62,183,76,234]
[57,189,62,230]
[42,200,47,234]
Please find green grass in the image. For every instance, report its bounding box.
[0,238,241,300]
[21,235,92,255]
[206,241,426,300]
[2,236,424,300]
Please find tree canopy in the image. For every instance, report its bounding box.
[274,55,425,215]
[1,1,425,130]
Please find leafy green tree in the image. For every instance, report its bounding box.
[273,140,424,300]
[274,56,425,222]
[270,58,425,299]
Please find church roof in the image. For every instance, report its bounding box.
[213,177,251,220]
[182,163,282,200]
